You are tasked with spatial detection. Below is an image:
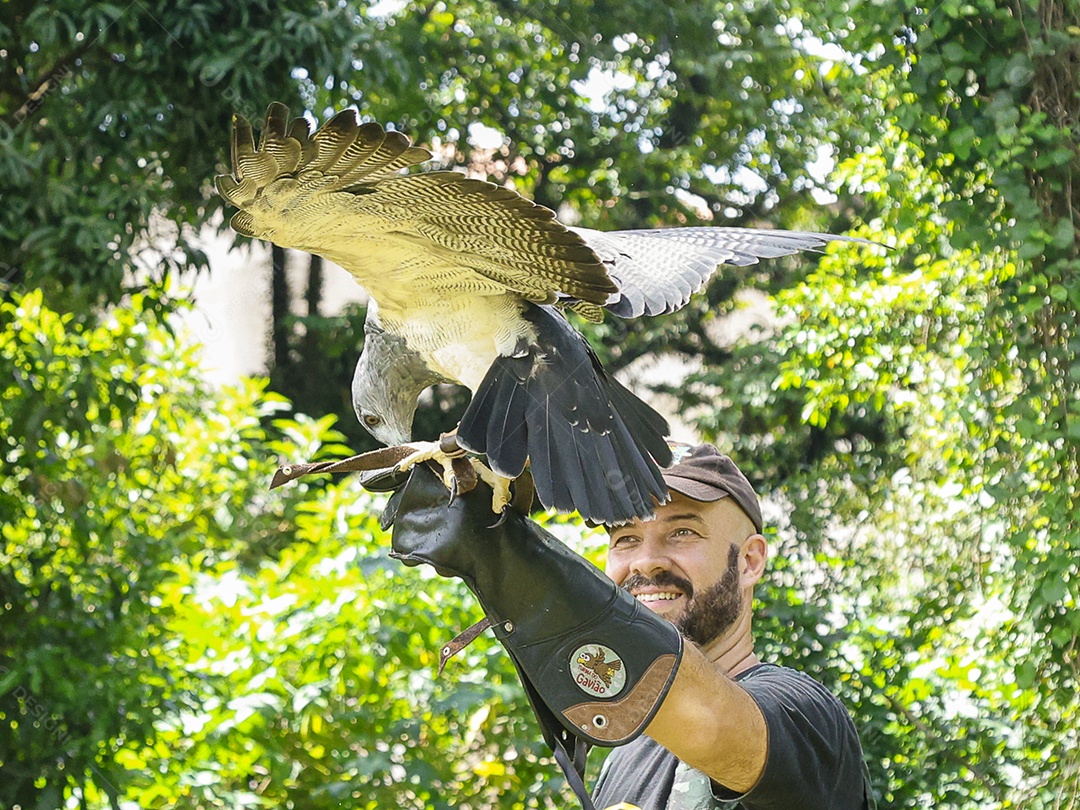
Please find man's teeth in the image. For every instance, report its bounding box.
[636,592,681,603]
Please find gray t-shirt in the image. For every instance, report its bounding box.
[591,663,871,810]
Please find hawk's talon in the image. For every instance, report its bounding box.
[488,507,511,529]
[390,443,513,516]
[393,441,461,491]
[392,441,483,505]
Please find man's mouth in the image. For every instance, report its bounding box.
[633,591,683,604]
[623,573,693,610]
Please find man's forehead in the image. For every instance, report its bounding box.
[658,490,716,513]
[652,501,712,526]
[613,494,756,540]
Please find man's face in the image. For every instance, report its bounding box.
[605,493,756,647]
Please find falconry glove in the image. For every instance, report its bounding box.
[382,465,684,806]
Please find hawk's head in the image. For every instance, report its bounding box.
[351,315,444,446]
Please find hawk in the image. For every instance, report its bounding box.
[576,649,623,687]
[217,103,865,524]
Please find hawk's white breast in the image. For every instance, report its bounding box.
[372,294,535,391]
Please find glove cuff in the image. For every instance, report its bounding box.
[490,584,681,745]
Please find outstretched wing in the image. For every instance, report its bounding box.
[215,103,616,309]
[573,226,873,318]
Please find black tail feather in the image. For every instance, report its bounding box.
[460,363,526,478]
[458,305,670,524]
[526,394,560,510]
[604,374,673,468]
[563,422,598,519]
[485,367,530,477]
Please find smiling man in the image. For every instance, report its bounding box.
[386,444,872,810]
[592,444,871,809]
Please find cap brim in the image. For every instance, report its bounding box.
[663,476,732,503]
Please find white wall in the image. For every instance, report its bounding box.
[171,226,367,386]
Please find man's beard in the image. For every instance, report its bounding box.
[622,544,742,647]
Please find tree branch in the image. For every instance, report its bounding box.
[4,41,91,128]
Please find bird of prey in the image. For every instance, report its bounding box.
[217,103,866,524]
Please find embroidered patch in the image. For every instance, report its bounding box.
[570,644,626,698]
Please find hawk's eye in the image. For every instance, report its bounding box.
[363,414,382,428]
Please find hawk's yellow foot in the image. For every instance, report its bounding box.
[468,458,512,515]
[391,442,512,516]
[393,440,466,494]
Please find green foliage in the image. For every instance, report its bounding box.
[0,290,569,808]
[0,290,295,804]
[685,6,1080,801]
[121,481,567,809]
[0,0,374,311]
[2,1,1079,809]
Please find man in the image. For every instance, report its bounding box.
[592,444,871,809]
[385,443,871,810]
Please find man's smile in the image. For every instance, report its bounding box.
[633,589,686,608]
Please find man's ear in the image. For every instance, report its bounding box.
[740,534,768,587]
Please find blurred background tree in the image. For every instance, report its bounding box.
[1,0,1077,808]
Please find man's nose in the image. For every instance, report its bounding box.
[628,541,673,579]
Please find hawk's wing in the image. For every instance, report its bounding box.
[573,226,873,318]
[215,103,616,309]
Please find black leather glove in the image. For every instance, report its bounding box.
[273,448,683,806]
[382,464,683,748]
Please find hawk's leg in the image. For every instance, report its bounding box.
[468,458,512,515]
[393,433,468,493]
[393,432,512,515]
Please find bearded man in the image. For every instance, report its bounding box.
[385,444,873,809]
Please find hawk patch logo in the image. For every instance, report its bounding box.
[570,644,626,698]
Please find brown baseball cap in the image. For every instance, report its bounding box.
[662,444,763,534]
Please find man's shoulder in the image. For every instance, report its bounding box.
[737,663,865,772]
[736,662,848,714]
[725,662,870,810]
[736,661,821,683]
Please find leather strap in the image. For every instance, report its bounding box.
[438,616,496,675]
[438,616,597,809]
[552,731,597,810]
